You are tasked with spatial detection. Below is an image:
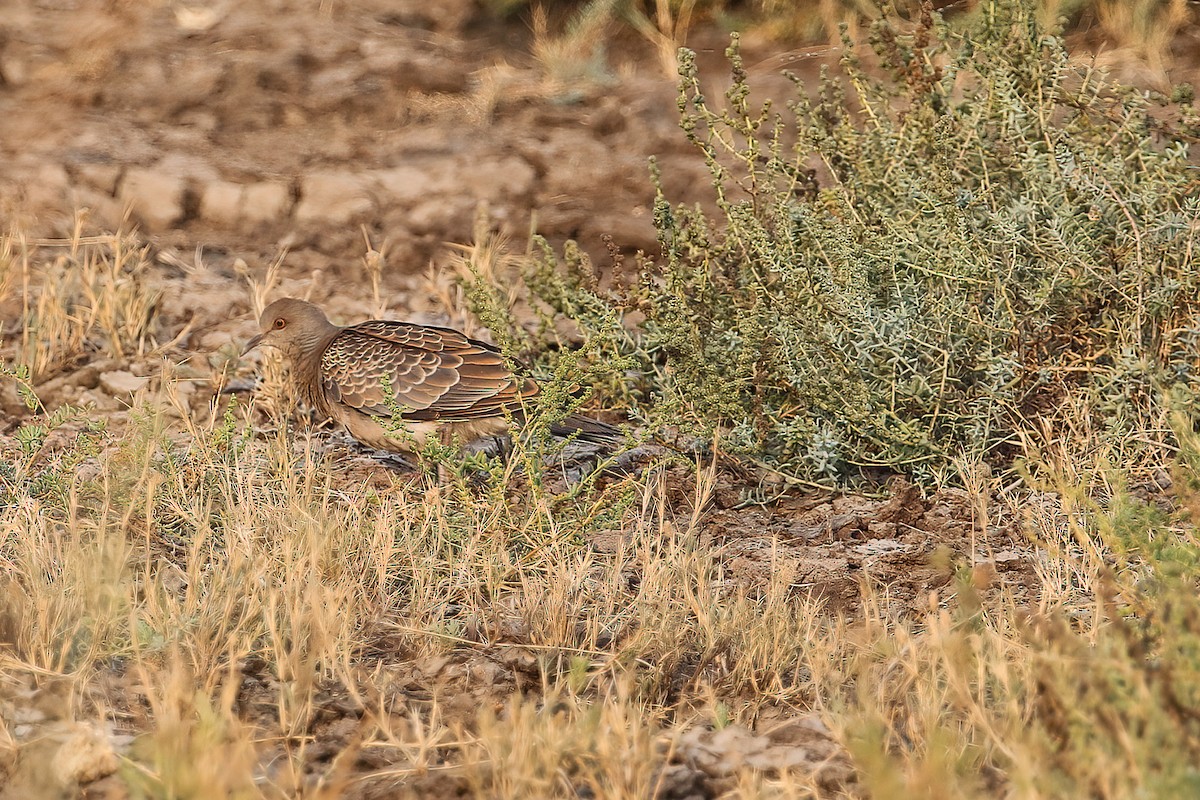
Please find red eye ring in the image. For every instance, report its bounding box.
[274,318,286,329]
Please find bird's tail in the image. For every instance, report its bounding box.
[549,413,625,445]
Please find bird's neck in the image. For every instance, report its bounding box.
[290,325,342,411]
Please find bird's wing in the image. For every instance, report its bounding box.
[320,321,538,421]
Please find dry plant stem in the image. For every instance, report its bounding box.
[3,346,1200,795]
[4,3,1200,796]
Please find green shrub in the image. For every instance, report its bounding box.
[523,0,1200,485]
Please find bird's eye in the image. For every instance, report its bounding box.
[273,318,286,329]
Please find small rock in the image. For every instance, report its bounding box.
[155,153,218,183]
[1,53,28,86]
[51,723,118,786]
[163,380,199,418]
[854,538,909,557]
[173,379,199,398]
[45,383,83,407]
[23,164,70,210]
[787,522,826,541]
[219,377,256,394]
[119,169,186,231]
[376,164,454,206]
[34,363,100,399]
[0,381,29,416]
[79,389,119,413]
[992,550,1024,571]
[463,156,536,201]
[587,529,628,553]
[374,0,474,33]
[468,660,506,687]
[99,370,149,396]
[294,172,374,224]
[199,180,243,226]
[242,181,292,224]
[174,4,223,33]
[66,187,124,228]
[74,163,123,196]
[587,210,659,254]
[828,513,865,538]
[405,197,471,236]
[866,521,897,538]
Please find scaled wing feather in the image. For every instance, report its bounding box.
[320,321,537,421]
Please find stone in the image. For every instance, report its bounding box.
[992,550,1024,570]
[242,181,292,224]
[174,4,223,33]
[375,165,454,206]
[30,163,70,199]
[118,169,186,231]
[463,156,535,201]
[78,389,120,412]
[155,152,218,183]
[405,197,471,237]
[199,180,243,226]
[294,172,374,224]
[0,381,30,417]
[33,364,99,406]
[66,187,123,229]
[73,163,123,195]
[99,370,149,396]
[586,210,659,254]
[200,179,292,228]
[0,53,28,87]
[373,0,474,33]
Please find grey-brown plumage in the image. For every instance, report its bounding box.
[242,298,621,453]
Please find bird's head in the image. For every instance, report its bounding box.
[242,298,339,361]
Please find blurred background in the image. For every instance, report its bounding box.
[0,0,1194,317]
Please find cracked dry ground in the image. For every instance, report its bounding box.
[0,1,1056,796]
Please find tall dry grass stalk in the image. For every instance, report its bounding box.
[530,0,621,86]
[626,0,699,77]
[1092,0,1189,75]
[3,319,1200,794]
[3,228,159,381]
[5,2,1200,784]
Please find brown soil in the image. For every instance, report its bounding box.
[0,1,1184,795]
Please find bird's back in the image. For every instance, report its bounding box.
[319,319,539,422]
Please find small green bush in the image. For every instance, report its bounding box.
[524,0,1200,485]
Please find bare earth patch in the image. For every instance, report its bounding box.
[2,1,1195,797]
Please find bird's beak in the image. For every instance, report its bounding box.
[241,333,264,357]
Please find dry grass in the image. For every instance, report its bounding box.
[626,0,700,77]
[1075,0,1190,76]
[2,228,1199,797]
[6,226,159,381]
[517,0,1193,82]
[530,0,622,87]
